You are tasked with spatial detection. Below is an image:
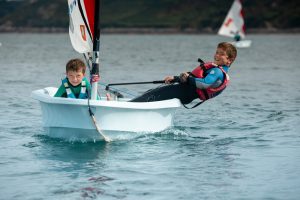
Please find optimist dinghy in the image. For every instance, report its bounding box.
[31,0,181,142]
[218,0,252,48]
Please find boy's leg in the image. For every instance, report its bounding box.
[130,84,197,104]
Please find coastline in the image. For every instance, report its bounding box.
[0,27,300,34]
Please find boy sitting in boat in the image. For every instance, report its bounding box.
[130,42,237,107]
[231,31,241,42]
[54,58,91,99]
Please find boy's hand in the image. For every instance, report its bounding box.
[164,76,175,84]
[179,72,189,83]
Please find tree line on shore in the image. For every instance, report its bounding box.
[0,0,299,33]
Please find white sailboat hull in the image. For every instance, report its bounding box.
[31,87,181,141]
[231,40,252,48]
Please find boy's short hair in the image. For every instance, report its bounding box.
[218,42,237,62]
[66,58,86,74]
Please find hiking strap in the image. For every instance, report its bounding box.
[182,100,205,109]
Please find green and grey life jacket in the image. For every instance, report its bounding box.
[62,77,88,99]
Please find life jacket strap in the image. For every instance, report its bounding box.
[64,82,69,88]
[63,81,75,98]
[201,89,210,100]
[80,80,87,94]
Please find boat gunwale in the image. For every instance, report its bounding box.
[31,88,182,110]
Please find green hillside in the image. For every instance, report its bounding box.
[0,0,299,32]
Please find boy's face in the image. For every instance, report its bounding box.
[67,70,85,86]
[214,48,232,66]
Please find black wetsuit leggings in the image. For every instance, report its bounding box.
[130,83,198,104]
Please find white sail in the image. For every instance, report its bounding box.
[68,0,94,53]
[218,0,245,39]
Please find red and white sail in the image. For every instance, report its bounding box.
[218,0,246,39]
[68,0,95,53]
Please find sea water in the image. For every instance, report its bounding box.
[0,33,299,200]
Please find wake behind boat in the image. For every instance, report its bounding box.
[218,0,252,48]
[31,0,181,142]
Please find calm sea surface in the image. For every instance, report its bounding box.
[0,33,299,200]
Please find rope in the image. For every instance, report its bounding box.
[86,87,112,142]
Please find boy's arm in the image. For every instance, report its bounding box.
[84,77,92,96]
[84,77,100,99]
[54,84,66,97]
[188,68,223,89]
[85,77,92,90]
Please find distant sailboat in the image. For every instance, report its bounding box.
[218,0,252,48]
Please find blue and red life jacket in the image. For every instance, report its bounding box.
[191,62,230,101]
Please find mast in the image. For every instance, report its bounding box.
[90,0,101,100]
